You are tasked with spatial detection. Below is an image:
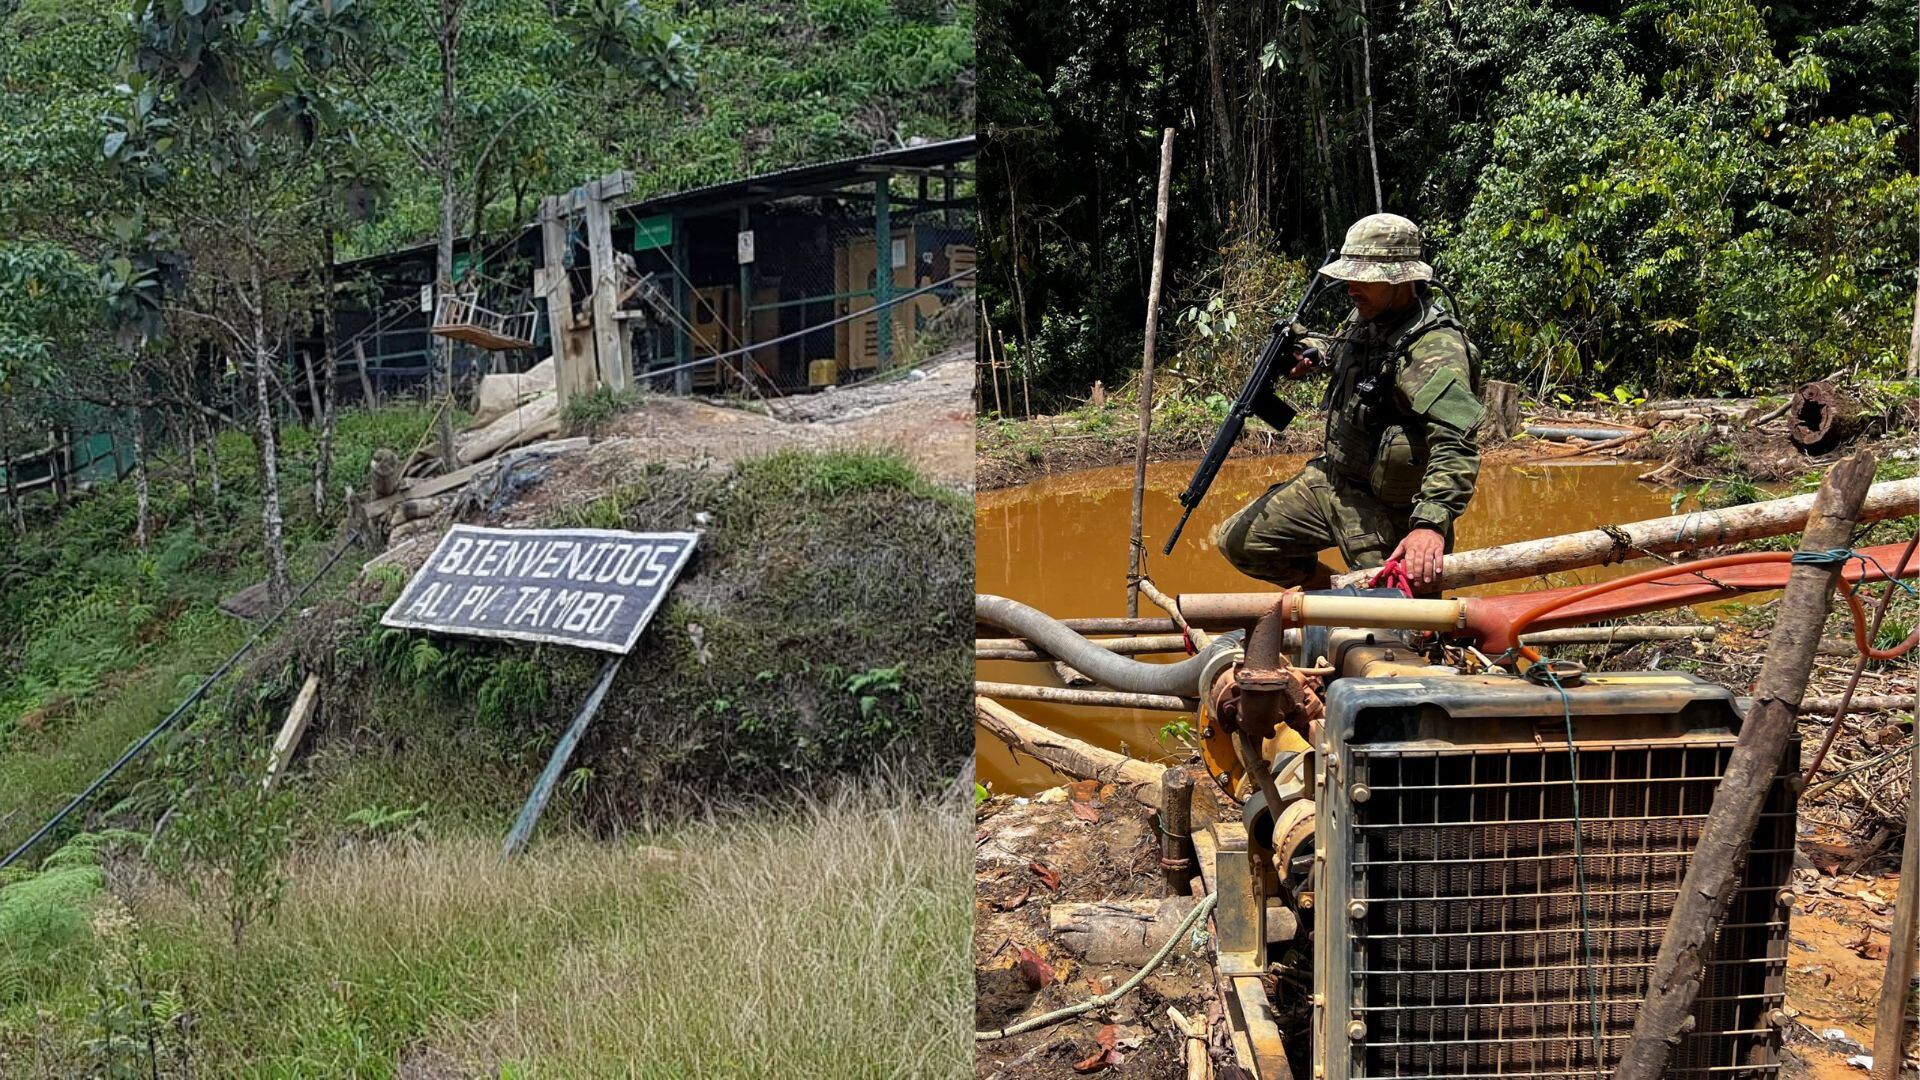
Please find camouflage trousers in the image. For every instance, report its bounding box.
[1212,458,1453,588]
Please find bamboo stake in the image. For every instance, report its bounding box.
[1616,451,1879,1079]
[1129,127,1175,618]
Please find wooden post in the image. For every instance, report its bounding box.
[1161,766,1196,893]
[503,655,623,859]
[1872,703,1920,1080]
[354,338,376,408]
[583,180,629,393]
[1615,451,1879,1079]
[874,176,893,369]
[538,196,590,406]
[1129,128,1175,618]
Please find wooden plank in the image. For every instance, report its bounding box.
[263,674,321,790]
[539,196,593,406]
[361,458,494,520]
[584,180,629,392]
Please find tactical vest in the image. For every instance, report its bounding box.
[1321,303,1476,506]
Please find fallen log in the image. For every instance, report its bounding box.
[1327,477,1918,592]
[1616,450,1878,1079]
[1050,896,1201,964]
[976,680,1195,712]
[1800,694,1916,716]
[1788,379,1860,453]
[1524,424,1642,442]
[975,696,1166,808]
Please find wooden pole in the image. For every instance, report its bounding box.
[982,300,1003,415]
[1160,767,1196,893]
[503,655,623,859]
[1615,451,1879,1079]
[975,696,1167,808]
[538,196,588,407]
[1129,128,1175,618]
[1331,477,1919,592]
[1872,696,1920,1080]
[976,680,1194,712]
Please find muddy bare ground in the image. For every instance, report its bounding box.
[975,769,1918,1079]
[976,786,1229,1079]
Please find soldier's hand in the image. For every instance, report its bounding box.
[1284,345,1321,380]
[1390,527,1446,590]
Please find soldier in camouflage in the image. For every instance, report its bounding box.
[1213,213,1483,592]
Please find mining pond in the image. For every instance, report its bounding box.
[976,454,1729,794]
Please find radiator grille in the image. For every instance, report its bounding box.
[1344,740,1793,1079]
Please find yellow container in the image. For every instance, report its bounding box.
[808,359,838,386]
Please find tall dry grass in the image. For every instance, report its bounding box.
[124,784,969,1077]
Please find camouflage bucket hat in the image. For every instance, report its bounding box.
[1320,213,1433,285]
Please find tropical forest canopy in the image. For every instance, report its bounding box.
[980,0,1918,408]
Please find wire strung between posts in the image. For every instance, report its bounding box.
[631,269,976,385]
[1794,547,1920,599]
[1533,661,1607,1076]
[0,530,363,872]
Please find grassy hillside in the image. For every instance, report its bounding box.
[0,399,972,1075]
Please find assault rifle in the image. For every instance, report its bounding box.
[1163,249,1340,554]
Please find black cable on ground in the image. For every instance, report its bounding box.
[0,530,363,872]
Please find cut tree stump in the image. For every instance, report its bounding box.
[1483,380,1522,441]
[1788,379,1860,453]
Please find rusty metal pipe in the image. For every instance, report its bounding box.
[976,594,1236,697]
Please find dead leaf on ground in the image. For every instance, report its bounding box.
[1016,945,1054,990]
[1070,799,1101,824]
[1073,1024,1126,1072]
[993,886,1031,912]
[1030,861,1062,892]
[1067,779,1102,804]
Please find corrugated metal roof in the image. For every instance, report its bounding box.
[337,136,975,274]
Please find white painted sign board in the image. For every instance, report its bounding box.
[737,230,756,264]
[381,525,699,654]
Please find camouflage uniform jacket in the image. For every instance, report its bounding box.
[1314,300,1484,532]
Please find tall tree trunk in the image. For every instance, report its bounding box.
[314,228,338,515]
[1360,0,1382,213]
[1300,12,1333,247]
[1906,272,1919,379]
[1002,147,1035,364]
[433,0,463,472]
[203,411,222,508]
[131,389,149,550]
[1199,0,1234,231]
[1,407,18,534]
[250,264,290,607]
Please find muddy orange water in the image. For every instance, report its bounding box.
[976,455,1724,795]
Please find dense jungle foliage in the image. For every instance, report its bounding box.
[980,0,1918,409]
